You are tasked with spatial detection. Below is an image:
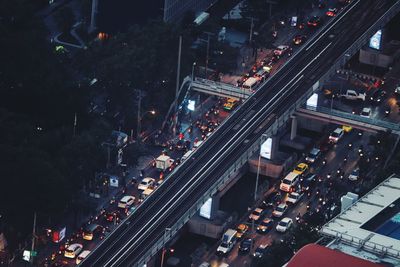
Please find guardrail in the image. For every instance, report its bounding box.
[299,105,400,133]
[191,77,253,99]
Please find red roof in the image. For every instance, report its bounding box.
[286,244,384,267]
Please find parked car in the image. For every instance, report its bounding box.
[64,243,83,259]
[138,177,155,191]
[257,218,274,233]
[360,107,372,118]
[239,238,253,254]
[118,195,135,209]
[272,203,288,218]
[340,89,366,101]
[276,217,293,233]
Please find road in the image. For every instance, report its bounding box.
[80,1,397,266]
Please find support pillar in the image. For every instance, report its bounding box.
[290,115,297,141]
[270,135,279,161]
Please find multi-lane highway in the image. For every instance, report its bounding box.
[81,1,398,266]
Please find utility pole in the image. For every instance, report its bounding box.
[30,212,36,264]
[73,112,77,137]
[137,90,142,142]
[205,33,210,79]
[173,36,182,137]
[249,17,254,43]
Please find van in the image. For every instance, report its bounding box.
[279,172,300,192]
[82,224,104,241]
[242,77,259,90]
[182,149,194,161]
[216,229,237,256]
[76,250,91,264]
[328,128,344,143]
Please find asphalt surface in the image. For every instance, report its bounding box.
[80,1,398,266]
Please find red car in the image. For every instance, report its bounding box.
[307,16,322,27]
[326,8,338,17]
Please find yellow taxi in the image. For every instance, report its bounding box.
[292,163,309,175]
[342,125,353,133]
[223,98,238,111]
[235,223,249,239]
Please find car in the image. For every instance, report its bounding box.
[293,34,306,45]
[272,203,288,218]
[348,168,360,181]
[276,217,293,233]
[117,195,135,209]
[257,218,274,233]
[342,125,353,133]
[326,8,338,17]
[305,148,321,164]
[273,45,290,56]
[249,208,264,221]
[369,89,387,104]
[138,177,155,191]
[104,210,122,222]
[235,224,248,239]
[64,243,83,259]
[223,98,238,111]
[293,163,309,175]
[253,244,269,258]
[328,128,344,143]
[261,191,282,208]
[76,250,91,265]
[286,192,304,205]
[193,140,204,149]
[360,107,372,118]
[82,224,104,241]
[300,173,317,192]
[307,16,322,27]
[238,238,253,254]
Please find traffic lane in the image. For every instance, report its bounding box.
[81,0,390,266]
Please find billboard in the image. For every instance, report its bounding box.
[199,197,212,219]
[260,138,272,159]
[369,30,382,50]
[188,100,196,111]
[306,93,319,108]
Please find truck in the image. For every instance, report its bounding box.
[155,155,174,171]
[340,89,366,101]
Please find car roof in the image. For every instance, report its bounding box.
[290,192,299,196]
[277,203,287,208]
[310,148,320,154]
[121,195,134,201]
[281,217,292,222]
[68,243,82,248]
[297,163,307,167]
[142,177,155,182]
[362,107,371,112]
[277,45,288,49]
[334,128,343,133]
[255,208,263,212]
[263,218,273,223]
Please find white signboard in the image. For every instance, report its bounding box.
[260,138,272,159]
[199,197,212,219]
[369,30,382,50]
[59,227,66,242]
[306,93,318,108]
[291,16,297,27]
[23,250,31,262]
[110,176,119,187]
[188,100,196,111]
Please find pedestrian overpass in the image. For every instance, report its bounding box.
[190,77,253,100]
[297,105,400,134]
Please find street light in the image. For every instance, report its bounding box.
[137,109,156,142]
[191,62,196,82]
[160,227,172,267]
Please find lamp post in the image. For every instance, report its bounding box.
[191,62,197,82]
[160,227,172,267]
[137,109,156,143]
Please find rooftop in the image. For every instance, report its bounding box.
[320,175,400,265]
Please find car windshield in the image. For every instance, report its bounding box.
[361,111,369,116]
[289,194,297,199]
[295,166,303,171]
[253,210,261,215]
[282,179,291,185]
[279,221,288,226]
[261,221,270,226]
[331,132,339,137]
[276,206,285,212]
[243,240,252,246]
[220,242,228,248]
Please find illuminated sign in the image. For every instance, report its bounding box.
[306,93,319,108]
[199,197,212,219]
[260,138,272,159]
[188,100,196,111]
[23,250,31,262]
[369,30,382,50]
[291,16,297,27]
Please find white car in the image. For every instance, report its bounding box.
[348,168,360,181]
[118,195,135,209]
[249,208,263,221]
[138,177,155,191]
[286,192,303,205]
[360,107,371,118]
[272,203,288,218]
[64,243,83,259]
[193,140,204,149]
[276,217,293,233]
[273,45,290,56]
[76,250,91,264]
[328,128,344,143]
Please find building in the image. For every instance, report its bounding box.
[163,0,218,23]
[319,174,400,266]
